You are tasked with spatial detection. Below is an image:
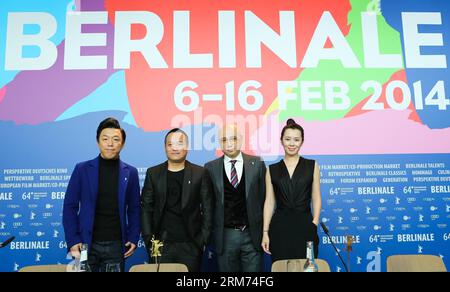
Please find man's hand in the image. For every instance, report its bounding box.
[124,242,136,258]
[70,243,82,259]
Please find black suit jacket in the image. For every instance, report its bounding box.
[141,161,213,251]
[204,153,266,254]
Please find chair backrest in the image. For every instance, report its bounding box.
[272,259,331,272]
[19,265,68,272]
[387,254,447,272]
[129,263,189,272]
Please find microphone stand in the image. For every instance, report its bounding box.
[346,235,354,272]
[156,248,163,273]
[320,223,349,272]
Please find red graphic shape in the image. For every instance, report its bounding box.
[106,0,351,131]
[345,70,422,124]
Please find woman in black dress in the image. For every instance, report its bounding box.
[261,119,322,262]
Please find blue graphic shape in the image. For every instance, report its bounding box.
[56,71,137,126]
[381,0,450,129]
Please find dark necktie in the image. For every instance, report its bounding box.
[230,160,239,188]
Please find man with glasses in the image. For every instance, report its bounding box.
[204,124,266,272]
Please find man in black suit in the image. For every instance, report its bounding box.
[204,124,266,272]
[141,128,213,272]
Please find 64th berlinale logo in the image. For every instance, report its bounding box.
[329,188,341,196]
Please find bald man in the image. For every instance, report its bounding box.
[204,124,266,272]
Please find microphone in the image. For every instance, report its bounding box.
[320,223,349,272]
[320,222,329,234]
[0,236,15,248]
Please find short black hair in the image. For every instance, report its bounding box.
[164,128,189,145]
[280,119,304,142]
[96,117,126,142]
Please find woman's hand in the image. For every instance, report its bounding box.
[261,232,271,254]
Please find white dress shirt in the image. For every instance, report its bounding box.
[224,152,244,185]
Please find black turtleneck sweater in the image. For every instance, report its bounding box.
[92,156,122,242]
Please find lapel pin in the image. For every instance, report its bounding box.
[188,181,191,184]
